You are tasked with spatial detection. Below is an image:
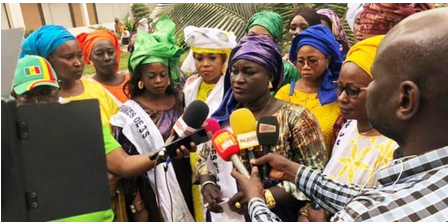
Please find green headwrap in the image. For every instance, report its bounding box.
[128,15,184,84]
[245,11,283,42]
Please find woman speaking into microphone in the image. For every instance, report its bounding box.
[195,34,328,222]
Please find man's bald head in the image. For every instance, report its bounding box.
[367,8,448,154]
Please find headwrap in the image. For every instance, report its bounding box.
[289,25,342,105]
[20,24,76,59]
[360,3,435,35]
[181,26,237,73]
[76,30,121,73]
[211,34,284,122]
[317,9,349,47]
[346,3,365,32]
[245,11,283,42]
[344,35,385,78]
[128,15,184,84]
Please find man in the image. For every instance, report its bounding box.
[232,7,448,222]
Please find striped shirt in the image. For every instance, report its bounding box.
[249,146,448,221]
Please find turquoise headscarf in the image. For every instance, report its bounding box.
[128,15,184,84]
[20,25,76,59]
[245,11,283,42]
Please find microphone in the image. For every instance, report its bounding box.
[149,118,220,160]
[256,116,279,180]
[230,108,259,170]
[173,100,210,140]
[212,129,249,177]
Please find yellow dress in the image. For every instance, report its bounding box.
[275,83,340,156]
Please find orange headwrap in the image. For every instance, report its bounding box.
[360,3,435,35]
[76,30,121,73]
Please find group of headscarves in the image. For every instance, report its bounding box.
[360,3,435,35]
[76,30,121,73]
[211,34,284,122]
[181,26,237,74]
[128,15,184,84]
[289,25,342,106]
[20,24,76,59]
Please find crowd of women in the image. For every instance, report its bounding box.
[12,3,437,222]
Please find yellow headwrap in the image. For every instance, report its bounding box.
[344,35,386,78]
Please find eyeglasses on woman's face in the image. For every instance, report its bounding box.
[333,80,367,99]
[296,56,326,69]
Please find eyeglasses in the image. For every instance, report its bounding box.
[333,80,367,99]
[296,57,325,69]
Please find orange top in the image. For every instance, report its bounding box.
[99,74,131,104]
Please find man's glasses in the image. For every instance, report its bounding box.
[333,80,367,99]
[296,57,325,69]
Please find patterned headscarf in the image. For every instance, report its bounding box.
[128,15,184,84]
[361,3,435,35]
[20,25,76,59]
[181,26,237,73]
[245,11,283,42]
[317,9,349,47]
[289,25,342,106]
[211,34,284,122]
[344,35,385,78]
[76,30,121,73]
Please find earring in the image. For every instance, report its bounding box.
[268,81,273,89]
[138,81,144,89]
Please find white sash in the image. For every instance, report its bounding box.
[110,100,194,222]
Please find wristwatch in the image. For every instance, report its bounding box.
[130,200,145,213]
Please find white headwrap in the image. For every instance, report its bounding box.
[181,26,237,73]
[346,3,365,32]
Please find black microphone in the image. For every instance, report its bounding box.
[149,100,209,160]
[256,116,279,180]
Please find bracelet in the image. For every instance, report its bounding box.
[264,189,276,209]
[201,180,216,188]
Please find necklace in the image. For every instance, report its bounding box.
[62,80,80,98]
[255,96,273,119]
[359,127,376,136]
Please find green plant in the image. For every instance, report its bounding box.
[88,25,109,31]
[131,3,151,23]
[24,28,35,38]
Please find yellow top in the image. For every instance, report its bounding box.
[275,84,340,155]
[196,81,216,102]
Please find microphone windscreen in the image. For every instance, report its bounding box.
[204,118,221,135]
[212,129,240,161]
[230,108,256,135]
[183,100,210,128]
[257,116,279,146]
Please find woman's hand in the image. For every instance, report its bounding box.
[228,191,248,215]
[201,182,224,213]
[173,141,196,159]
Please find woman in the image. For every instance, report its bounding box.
[317,9,350,59]
[275,25,342,156]
[197,34,328,222]
[299,35,399,222]
[110,15,195,222]
[244,11,300,91]
[181,25,237,222]
[346,3,365,43]
[76,30,131,105]
[20,24,119,128]
[288,6,321,42]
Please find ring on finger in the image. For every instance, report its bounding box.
[204,202,210,209]
[235,202,241,209]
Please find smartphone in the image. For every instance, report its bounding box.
[164,128,210,157]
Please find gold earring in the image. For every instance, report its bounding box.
[138,81,144,89]
[268,81,273,89]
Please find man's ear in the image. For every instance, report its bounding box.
[396,80,420,120]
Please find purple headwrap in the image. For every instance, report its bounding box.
[20,25,76,59]
[289,25,342,105]
[211,34,284,122]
